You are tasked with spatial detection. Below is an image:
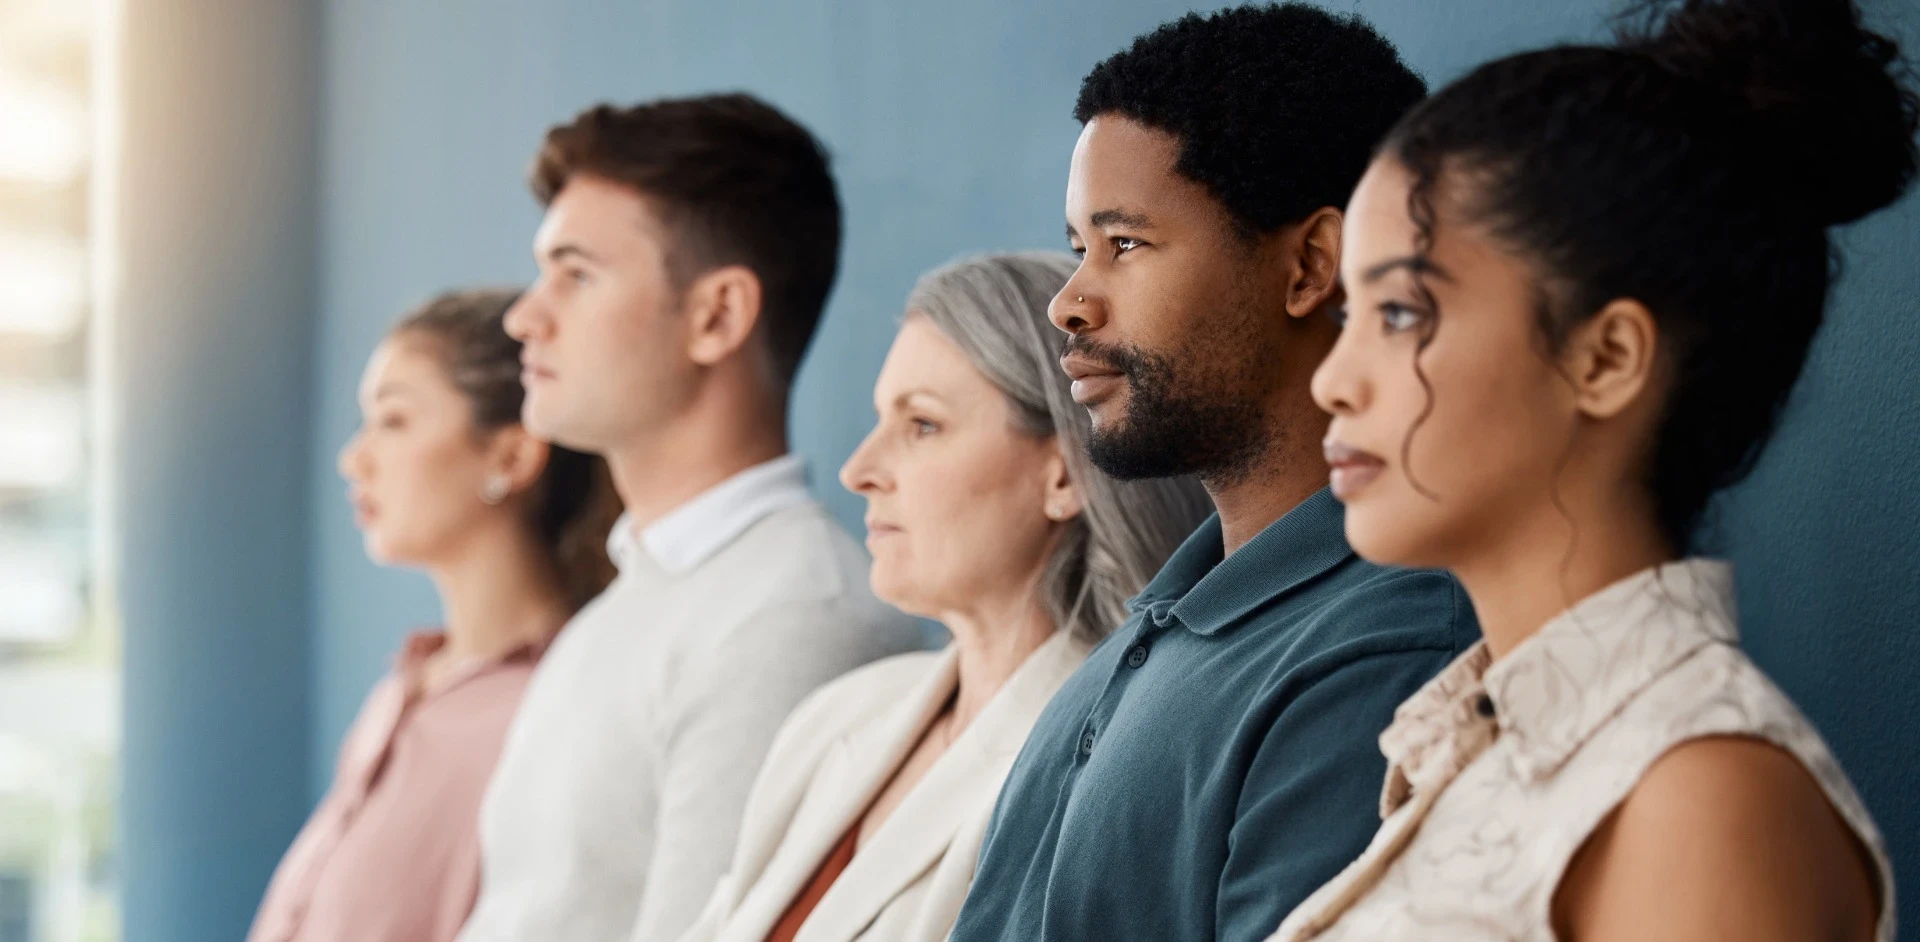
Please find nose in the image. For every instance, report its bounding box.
[1048,269,1106,336]
[337,429,370,483]
[1310,326,1370,418]
[504,285,549,342]
[838,426,890,496]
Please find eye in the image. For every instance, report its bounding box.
[1379,301,1429,335]
[1068,240,1086,259]
[1327,305,1349,328]
[567,267,591,286]
[377,413,406,431]
[1112,236,1143,254]
[910,418,939,438]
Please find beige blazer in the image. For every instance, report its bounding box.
[672,629,1090,942]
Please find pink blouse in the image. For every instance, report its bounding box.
[248,631,547,942]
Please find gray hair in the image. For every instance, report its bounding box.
[907,251,1214,643]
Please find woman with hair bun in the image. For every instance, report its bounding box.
[249,288,622,942]
[1277,0,1914,938]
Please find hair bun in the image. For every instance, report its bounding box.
[1621,0,1919,226]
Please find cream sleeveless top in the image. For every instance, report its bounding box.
[1270,559,1895,941]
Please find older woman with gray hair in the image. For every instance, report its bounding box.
[672,252,1212,942]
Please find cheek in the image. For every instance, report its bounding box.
[1346,338,1572,567]
[1117,260,1214,349]
[593,288,685,395]
[365,435,488,560]
[872,438,1053,612]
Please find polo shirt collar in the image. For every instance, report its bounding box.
[1131,488,1355,636]
[606,453,814,575]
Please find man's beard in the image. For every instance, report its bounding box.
[1068,333,1271,487]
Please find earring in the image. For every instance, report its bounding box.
[1046,503,1063,521]
[480,474,512,506]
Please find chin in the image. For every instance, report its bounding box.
[1343,505,1449,571]
[1084,391,1130,429]
[1342,504,1413,567]
[521,399,564,442]
[362,532,398,566]
[530,407,606,454]
[868,570,932,620]
[362,532,430,569]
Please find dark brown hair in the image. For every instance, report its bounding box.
[530,93,842,386]
[1383,0,1917,549]
[395,288,622,612]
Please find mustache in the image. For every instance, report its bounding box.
[1062,335,1153,376]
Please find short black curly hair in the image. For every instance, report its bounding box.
[1075,3,1426,239]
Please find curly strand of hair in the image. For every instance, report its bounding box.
[1398,146,1444,503]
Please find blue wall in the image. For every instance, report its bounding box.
[291,1,1920,941]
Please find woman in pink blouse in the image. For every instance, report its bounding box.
[248,288,621,942]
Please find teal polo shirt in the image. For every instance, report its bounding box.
[949,489,1476,942]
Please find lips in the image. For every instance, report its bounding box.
[520,353,555,384]
[864,518,903,545]
[1323,439,1387,500]
[349,492,378,527]
[1060,353,1124,405]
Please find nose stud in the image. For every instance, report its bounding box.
[1076,296,1084,303]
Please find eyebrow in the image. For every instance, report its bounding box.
[545,242,602,265]
[1088,208,1153,230]
[881,388,948,412]
[1361,255,1455,284]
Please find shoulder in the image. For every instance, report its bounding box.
[789,650,945,729]
[698,589,921,669]
[721,503,870,596]
[1555,736,1882,941]
[1277,563,1477,681]
[759,650,946,766]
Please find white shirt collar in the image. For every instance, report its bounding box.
[606,454,814,576]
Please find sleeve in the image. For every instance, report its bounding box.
[627,599,866,942]
[248,677,400,942]
[1214,646,1462,942]
[665,877,731,942]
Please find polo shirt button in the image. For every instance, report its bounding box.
[1079,729,1096,757]
[1126,644,1149,669]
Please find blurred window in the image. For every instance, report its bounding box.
[0,1,119,940]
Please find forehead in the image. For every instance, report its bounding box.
[875,316,992,400]
[1066,116,1218,224]
[534,173,670,252]
[1342,158,1421,275]
[358,335,446,399]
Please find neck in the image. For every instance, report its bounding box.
[1452,489,1674,660]
[1208,404,1331,557]
[939,589,1057,736]
[427,520,571,662]
[605,379,790,530]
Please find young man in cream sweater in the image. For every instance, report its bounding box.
[456,94,921,942]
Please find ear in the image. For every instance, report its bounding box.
[1284,207,1344,319]
[488,424,554,494]
[682,264,766,367]
[1041,439,1084,524]
[1564,298,1660,421]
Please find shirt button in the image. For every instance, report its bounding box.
[1079,729,1097,757]
[1126,644,1149,669]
